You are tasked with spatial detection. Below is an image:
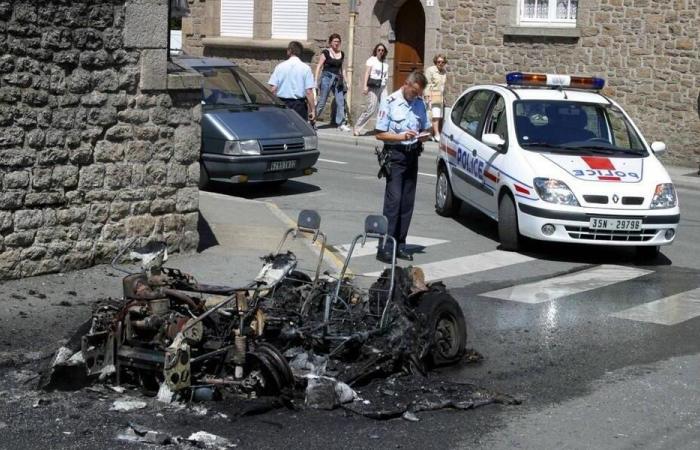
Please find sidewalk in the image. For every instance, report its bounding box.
[316,126,700,190]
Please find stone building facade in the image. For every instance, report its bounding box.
[0,0,202,280]
[183,0,699,166]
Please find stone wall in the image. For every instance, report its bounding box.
[441,0,700,166]
[0,0,201,280]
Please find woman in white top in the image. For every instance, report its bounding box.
[353,43,389,136]
[425,54,448,142]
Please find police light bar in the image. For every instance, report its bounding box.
[506,72,605,90]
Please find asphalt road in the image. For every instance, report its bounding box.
[217,137,700,448]
[1,137,698,449]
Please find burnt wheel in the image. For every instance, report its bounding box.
[416,291,467,366]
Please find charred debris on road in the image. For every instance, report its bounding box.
[39,211,517,423]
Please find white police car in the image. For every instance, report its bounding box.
[435,72,679,259]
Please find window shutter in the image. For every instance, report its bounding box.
[271,0,308,40]
[220,0,254,38]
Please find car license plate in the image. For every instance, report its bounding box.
[589,217,642,231]
[268,160,296,171]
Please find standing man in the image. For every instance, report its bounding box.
[375,71,431,263]
[268,41,316,123]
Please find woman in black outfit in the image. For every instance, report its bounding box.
[314,33,350,131]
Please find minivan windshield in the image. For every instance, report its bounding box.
[514,100,647,156]
[196,66,281,107]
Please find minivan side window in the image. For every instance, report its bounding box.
[458,90,493,138]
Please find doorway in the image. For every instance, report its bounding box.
[392,0,425,91]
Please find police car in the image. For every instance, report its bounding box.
[435,72,679,259]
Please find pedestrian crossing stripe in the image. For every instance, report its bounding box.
[364,250,534,281]
[610,287,700,326]
[336,236,449,258]
[480,265,652,304]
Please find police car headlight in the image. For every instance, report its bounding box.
[534,178,580,206]
[223,140,261,156]
[304,135,318,150]
[650,183,677,209]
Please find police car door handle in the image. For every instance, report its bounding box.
[471,149,477,157]
[448,134,454,141]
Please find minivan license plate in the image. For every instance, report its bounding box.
[268,160,296,171]
[589,218,642,231]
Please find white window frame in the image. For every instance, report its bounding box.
[271,0,308,40]
[518,0,577,27]
[220,0,254,38]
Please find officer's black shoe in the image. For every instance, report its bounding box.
[396,249,413,261]
[375,251,393,264]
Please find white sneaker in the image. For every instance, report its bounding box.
[433,134,441,143]
[338,124,352,132]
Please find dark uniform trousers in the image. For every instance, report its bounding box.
[278,97,308,122]
[382,143,421,252]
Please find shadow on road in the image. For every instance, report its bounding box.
[201,179,321,200]
[197,212,218,252]
[447,203,673,267]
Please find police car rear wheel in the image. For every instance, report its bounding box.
[435,168,461,217]
[498,194,520,251]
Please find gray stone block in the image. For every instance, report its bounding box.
[124,0,168,49]
[139,48,168,91]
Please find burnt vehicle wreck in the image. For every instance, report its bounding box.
[42,211,511,418]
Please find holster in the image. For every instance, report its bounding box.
[375,146,391,179]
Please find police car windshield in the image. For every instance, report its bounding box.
[514,101,648,156]
[197,67,281,107]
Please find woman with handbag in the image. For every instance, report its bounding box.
[425,54,448,142]
[353,43,389,136]
[314,33,351,131]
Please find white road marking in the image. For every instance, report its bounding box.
[610,287,700,325]
[418,172,436,178]
[364,250,534,281]
[481,265,652,304]
[337,236,449,258]
[318,158,347,164]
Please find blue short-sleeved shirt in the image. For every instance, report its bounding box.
[268,56,315,99]
[375,88,430,144]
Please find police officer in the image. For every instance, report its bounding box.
[375,71,431,262]
[268,41,316,123]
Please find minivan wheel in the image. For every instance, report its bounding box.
[199,164,211,190]
[498,194,520,251]
[635,245,660,261]
[435,166,461,217]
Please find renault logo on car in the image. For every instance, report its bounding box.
[283,144,288,151]
[612,194,619,204]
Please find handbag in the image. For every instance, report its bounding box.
[367,61,384,88]
[367,78,382,88]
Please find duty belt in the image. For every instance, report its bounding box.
[385,142,423,152]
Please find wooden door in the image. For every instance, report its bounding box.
[393,0,425,91]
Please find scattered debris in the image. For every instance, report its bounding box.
[40,211,512,421]
[187,431,235,448]
[110,398,147,412]
[117,423,174,445]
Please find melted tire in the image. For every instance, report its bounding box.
[416,291,467,367]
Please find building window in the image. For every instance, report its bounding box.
[519,0,577,26]
[271,0,308,40]
[220,0,254,38]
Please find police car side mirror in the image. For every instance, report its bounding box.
[483,133,506,151]
[650,141,666,156]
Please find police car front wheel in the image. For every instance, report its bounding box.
[435,167,461,217]
[498,194,521,252]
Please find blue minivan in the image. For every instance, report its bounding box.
[174,56,319,188]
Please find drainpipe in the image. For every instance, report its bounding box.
[346,1,359,120]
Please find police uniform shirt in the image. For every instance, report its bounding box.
[375,88,430,145]
[268,56,315,99]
